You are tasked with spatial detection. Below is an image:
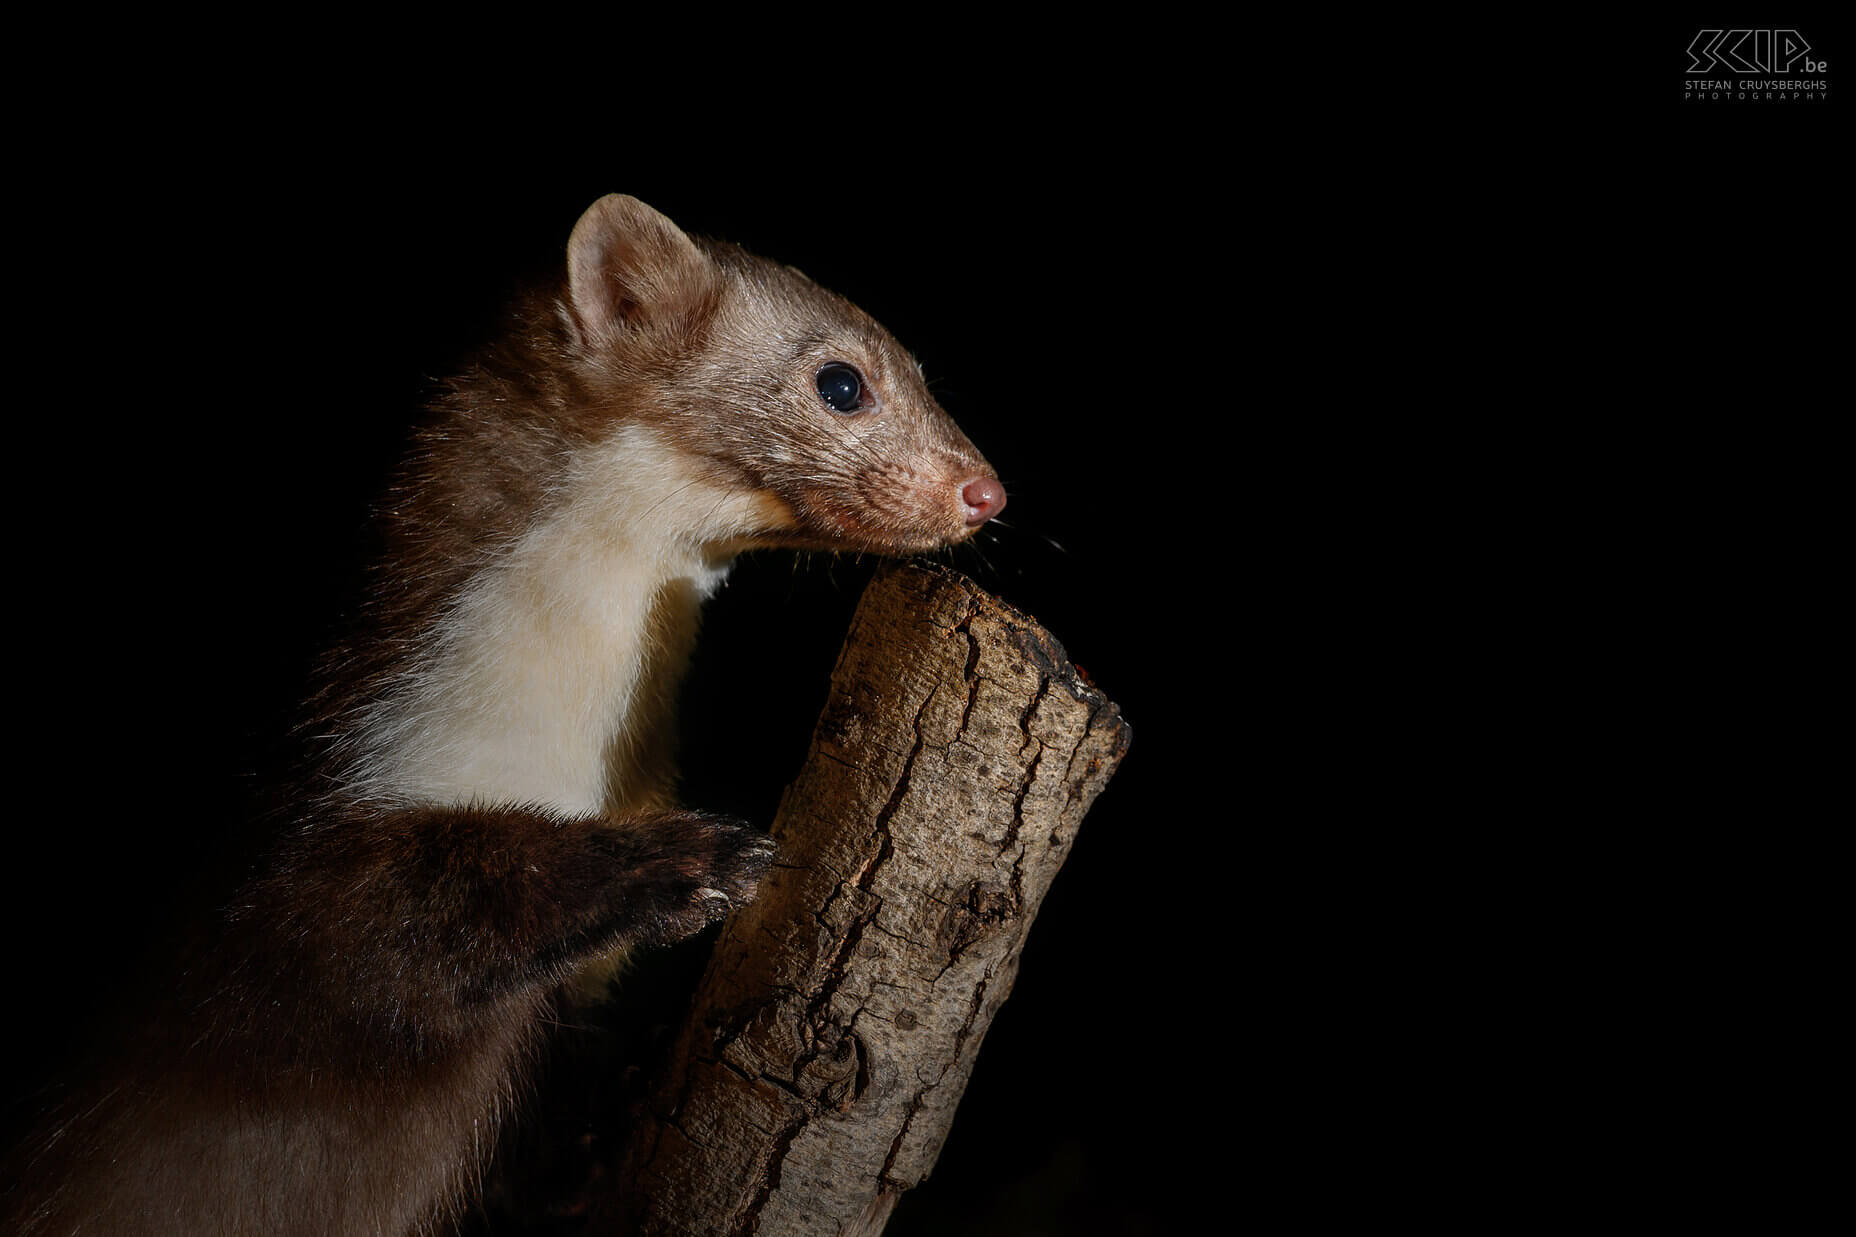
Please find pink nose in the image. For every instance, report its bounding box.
[960,476,1007,526]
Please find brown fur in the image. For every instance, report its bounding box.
[2,196,1001,1234]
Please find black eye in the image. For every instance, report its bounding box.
[816,363,865,414]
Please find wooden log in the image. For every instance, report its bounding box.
[606,562,1131,1236]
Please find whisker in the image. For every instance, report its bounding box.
[983,517,1067,555]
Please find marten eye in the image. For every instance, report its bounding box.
[815,363,866,414]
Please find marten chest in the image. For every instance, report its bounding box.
[347,427,773,817]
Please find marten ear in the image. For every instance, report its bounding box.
[566,194,718,344]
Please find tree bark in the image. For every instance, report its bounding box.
[605,562,1130,1236]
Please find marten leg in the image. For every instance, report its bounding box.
[8,812,774,1237]
[252,806,776,1011]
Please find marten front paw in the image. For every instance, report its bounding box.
[596,812,777,947]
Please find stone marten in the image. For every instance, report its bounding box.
[4,194,1004,1235]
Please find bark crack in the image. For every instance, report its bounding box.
[953,600,984,734]
[729,1109,810,1237]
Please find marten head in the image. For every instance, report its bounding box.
[560,194,1004,556]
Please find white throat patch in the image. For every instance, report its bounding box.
[344,425,781,817]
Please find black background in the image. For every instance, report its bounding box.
[3,21,1844,1232]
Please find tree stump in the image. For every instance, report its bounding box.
[606,562,1130,1236]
